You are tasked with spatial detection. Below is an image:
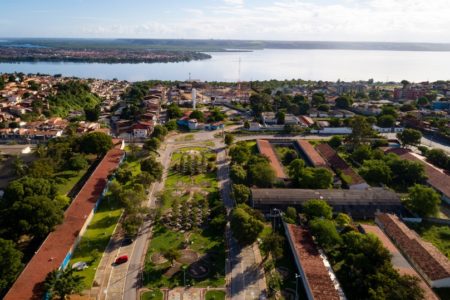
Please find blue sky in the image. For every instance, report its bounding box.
[2,0,450,42]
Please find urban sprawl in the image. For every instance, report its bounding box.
[1,73,450,300]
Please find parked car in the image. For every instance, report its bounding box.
[122,237,134,246]
[114,255,128,265]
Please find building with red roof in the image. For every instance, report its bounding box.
[284,223,345,300]
[256,139,288,180]
[4,146,124,300]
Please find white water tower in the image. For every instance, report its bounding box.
[192,88,197,109]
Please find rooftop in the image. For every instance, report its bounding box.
[4,146,124,300]
[376,213,450,282]
[296,140,327,167]
[315,143,367,186]
[285,223,344,300]
[251,188,400,206]
[256,139,287,179]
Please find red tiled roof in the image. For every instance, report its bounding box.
[316,143,367,186]
[285,224,342,300]
[296,140,327,167]
[4,147,124,300]
[256,139,287,179]
[385,148,450,199]
[376,213,450,282]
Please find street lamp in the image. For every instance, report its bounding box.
[295,273,301,300]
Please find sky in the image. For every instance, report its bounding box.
[2,0,450,43]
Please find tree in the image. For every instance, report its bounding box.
[167,103,183,119]
[44,267,84,300]
[140,157,163,181]
[335,96,353,109]
[28,158,55,178]
[189,110,205,122]
[0,238,23,293]
[348,116,373,148]
[7,195,64,239]
[288,159,305,185]
[359,159,392,185]
[248,162,275,187]
[122,212,144,236]
[230,205,264,245]
[0,76,4,90]
[84,104,101,122]
[335,213,351,228]
[230,164,247,183]
[328,136,342,149]
[231,184,251,204]
[165,119,178,131]
[417,96,429,106]
[407,184,440,217]
[282,149,298,165]
[161,248,180,266]
[300,168,333,189]
[224,133,235,146]
[68,154,88,171]
[276,111,285,124]
[377,115,396,128]
[309,219,342,251]
[426,148,449,169]
[350,145,372,164]
[261,232,284,261]
[387,157,426,188]
[151,125,168,141]
[284,207,297,223]
[78,132,113,156]
[4,177,56,204]
[229,144,251,165]
[397,129,422,148]
[12,156,27,176]
[303,199,333,220]
[144,137,161,153]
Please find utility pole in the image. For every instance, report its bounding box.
[295,273,301,300]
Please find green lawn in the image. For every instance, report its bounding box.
[144,147,225,289]
[69,198,123,287]
[205,290,225,300]
[410,222,450,259]
[141,289,164,300]
[54,167,88,195]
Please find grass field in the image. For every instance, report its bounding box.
[410,222,450,259]
[54,167,89,195]
[205,290,225,300]
[69,197,123,287]
[141,289,164,300]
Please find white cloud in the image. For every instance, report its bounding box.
[223,0,244,6]
[78,0,450,42]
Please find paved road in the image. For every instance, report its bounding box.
[217,145,267,300]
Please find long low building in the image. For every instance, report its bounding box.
[296,140,328,168]
[316,143,369,190]
[251,188,402,218]
[284,223,345,300]
[386,148,450,203]
[376,213,450,288]
[256,139,288,179]
[5,145,125,300]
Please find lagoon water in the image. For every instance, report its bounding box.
[1,49,450,82]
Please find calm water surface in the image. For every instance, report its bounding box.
[1,49,449,82]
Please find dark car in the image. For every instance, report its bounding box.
[122,237,134,246]
[114,255,128,265]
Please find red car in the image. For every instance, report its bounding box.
[114,255,128,265]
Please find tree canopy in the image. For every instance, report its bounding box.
[406,184,441,217]
[44,267,84,300]
[303,199,333,220]
[0,238,23,294]
[230,205,264,245]
[397,129,422,148]
[77,132,113,156]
